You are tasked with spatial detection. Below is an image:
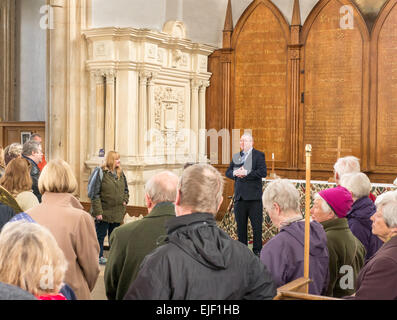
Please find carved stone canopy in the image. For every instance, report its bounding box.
[162,20,187,39]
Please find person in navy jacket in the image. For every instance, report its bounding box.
[226,133,267,256]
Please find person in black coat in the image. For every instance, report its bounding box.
[226,133,267,256]
[124,164,276,300]
[0,203,15,231]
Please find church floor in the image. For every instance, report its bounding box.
[91,249,109,300]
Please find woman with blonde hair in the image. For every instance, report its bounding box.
[89,150,129,265]
[0,220,68,300]
[0,158,39,211]
[26,159,100,300]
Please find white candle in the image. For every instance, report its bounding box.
[272,153,274,160]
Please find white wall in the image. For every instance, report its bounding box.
[92,0,166,30]
[15,0,46,121]
[91,0,320,47]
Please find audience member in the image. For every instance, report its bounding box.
[333,156,376,202]
[0,202,15,231]
[311,186,366,297]
[26,159,100,300]
[0,158,39,211]
[0,282,36,300]
[340,172,383,260]
[0,147,5,178]
[349,199,397,299]
[89,151,129,265]
[0,221,68,300]
[260,179,329,295]
[124,164,276,300]
[105,171,179,300]
[21,140,42,202]
[4,143,22,166]
[29,133,47,171]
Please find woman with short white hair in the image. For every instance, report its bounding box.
[340,173,383,260]
[350,199,397,299]
[260,179,329,295]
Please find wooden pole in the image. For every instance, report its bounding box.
[304,144,312,292]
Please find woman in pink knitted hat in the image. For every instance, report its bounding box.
[311,186,366,298]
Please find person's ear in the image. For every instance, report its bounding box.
[216,196,224,213]
[175,189,182,206]
[273,202,281,215]
[144,194,152,209]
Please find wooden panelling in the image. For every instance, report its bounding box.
[300,0,370,171]
[232,0,290,167]
[370,0,397,171]
[207,0,397,183]
[0,121,45,152]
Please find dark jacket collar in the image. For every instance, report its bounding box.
[145,201,175,219]
[22,154,39,169]
[166,212,216,235]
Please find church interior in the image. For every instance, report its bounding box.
[1,0,397,301]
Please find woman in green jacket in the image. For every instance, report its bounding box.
[91,151,129,265]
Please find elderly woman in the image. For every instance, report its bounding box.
[340,173,383,260]
[351,196,397,299]
[0,221,68,300]
[260,179,329,295]
[26,159,100,300]
[311,186,366,297]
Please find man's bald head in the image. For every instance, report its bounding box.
[145,171,179,205]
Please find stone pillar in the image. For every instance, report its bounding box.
[147,72,157,133]
[190,79,200,162]
[198,81,209,162]
[93,71,105,156]
[104,70,116,153]
[138,71,150,157]
[48,0,67,160]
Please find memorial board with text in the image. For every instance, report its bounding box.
[207,0,397,184]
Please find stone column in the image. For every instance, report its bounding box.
[190,79,200,162]
[92,70,105,156]
[48,0,67,160]
[198,81,209,162]
[104,69,116,153]
[147,72,157,133]
[138,71,150,157]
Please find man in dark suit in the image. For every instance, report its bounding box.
[226,133,267,256]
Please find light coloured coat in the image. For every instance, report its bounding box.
[27,192,100,300]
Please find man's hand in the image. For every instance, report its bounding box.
[233,167,247,178]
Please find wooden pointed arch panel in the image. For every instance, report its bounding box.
[300,0,370,170]
[231,0,290,165]
[370,0,397,171]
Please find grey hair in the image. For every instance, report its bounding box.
[381,200,397,228]
[22,140,40,157]
[334,156,360,179]
[313,193,333,214]
[145,171,179,204]
[241,132,253,142]
[340,172,371,199]
[263,179,300,213]
[375,191,397,208]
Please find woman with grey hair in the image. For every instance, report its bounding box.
[349,199,397,299]
[260,179,329,295]
[340,173,383,260]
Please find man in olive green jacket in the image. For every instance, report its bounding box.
[104,171,179,300]
[311,186,366,298]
